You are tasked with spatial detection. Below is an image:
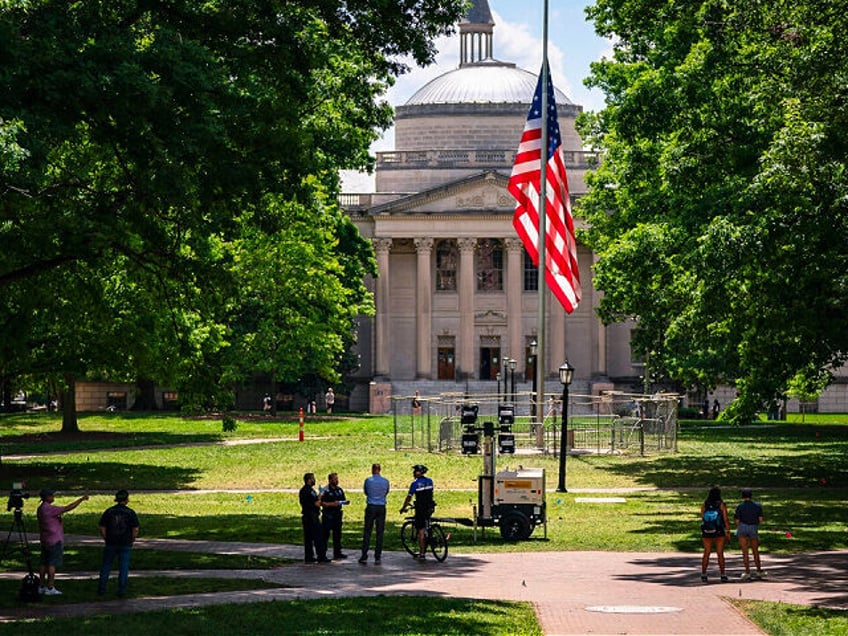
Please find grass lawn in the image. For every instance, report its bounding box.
[731,599,848,636]
[0,411,846,634]
[0,595,543,635]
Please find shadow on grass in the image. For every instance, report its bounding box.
[0,461,202,495]
[582,425,848,489]
[0,431,225,456]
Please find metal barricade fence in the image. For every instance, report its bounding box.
[392,390,679,456]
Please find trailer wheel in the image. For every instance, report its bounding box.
[499,511,532,541]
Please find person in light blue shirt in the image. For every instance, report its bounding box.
[359,463,390,564]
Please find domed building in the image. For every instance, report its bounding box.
[342,0,638,411]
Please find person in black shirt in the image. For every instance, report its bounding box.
[321,472,350,559]
[734,488,766,579]
[97,489,140,597]
[299,473,329,563]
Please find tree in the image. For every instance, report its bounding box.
[578,0,848,422]
[0,1,466,429]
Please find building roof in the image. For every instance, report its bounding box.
[462,0,494,25]
[405,61,573,106]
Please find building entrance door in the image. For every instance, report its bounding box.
[437,348,455,380]
[479,347,500,380]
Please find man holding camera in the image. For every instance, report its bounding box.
[36,488,89,595]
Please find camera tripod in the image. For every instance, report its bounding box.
[1,508,35,572]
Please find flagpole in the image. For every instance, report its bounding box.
[535,0,549,430]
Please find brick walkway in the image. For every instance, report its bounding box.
[2,535,846,634]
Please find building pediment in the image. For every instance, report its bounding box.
[368,170,513,216]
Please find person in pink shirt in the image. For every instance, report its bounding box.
[36,488,89,595]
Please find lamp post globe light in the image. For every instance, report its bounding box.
[529,339,538,419]
[508,357,517,403]
[557,360,575,492]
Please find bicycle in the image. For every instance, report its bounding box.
[400,511,449,562]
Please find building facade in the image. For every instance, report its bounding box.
[342,1,640,411]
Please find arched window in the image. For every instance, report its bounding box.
[523,247,538,291]
[476,239,503,291]
[436,240,458,291]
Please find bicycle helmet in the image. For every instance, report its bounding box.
[412,464,428,474]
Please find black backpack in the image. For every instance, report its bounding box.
[19,572,40,602]
[701,501,723,535]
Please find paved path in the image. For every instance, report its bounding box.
[2,536,846,634]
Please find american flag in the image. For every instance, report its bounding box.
[508,64,581,313]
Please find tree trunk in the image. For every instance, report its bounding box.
[61,373,79,433]
[132,378,159,411]
[1,376,11,411]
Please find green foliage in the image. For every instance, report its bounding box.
[221,415,237,432]
[579,0,848,422]
[0,0,465,423]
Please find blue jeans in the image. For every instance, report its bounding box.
[99,544,132,595]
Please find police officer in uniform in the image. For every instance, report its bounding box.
[299,473,329,563]
[321,472,349,559]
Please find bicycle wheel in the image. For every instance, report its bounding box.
[428,523,448,562]
[400,519,418,557]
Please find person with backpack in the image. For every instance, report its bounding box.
[700,486,731,582]
[734,487,766,580]
[97,489,140,597]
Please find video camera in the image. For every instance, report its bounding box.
[7,482,30,512]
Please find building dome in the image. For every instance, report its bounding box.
[406,61,573,106]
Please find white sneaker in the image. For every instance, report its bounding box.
[755,569,767,578]
[44,587,62,596]
[38,586,47,595]
[740,572,752,581]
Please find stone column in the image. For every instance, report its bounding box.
[504,238,524,368]
[458,238,477,381]
[414,238,434,379]
[373,238,393,378]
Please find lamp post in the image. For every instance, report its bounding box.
[496,372,502,404]
[557,360,575,492]
[508,358,517,403]
[529,339,538,419]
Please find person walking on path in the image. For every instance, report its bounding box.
[97,489,140,597]
[359,463,390,564]
[36,489,89,596]
[735,487,766,580]
[324,388,335,414]
[400,464,435,560]
[299,473,329,563]
[321,472,349,560]
[700,486,731,583]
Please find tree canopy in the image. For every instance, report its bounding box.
[0,0,467,426]
[578,0,848,421]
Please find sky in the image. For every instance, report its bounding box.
[342,1,613,191]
